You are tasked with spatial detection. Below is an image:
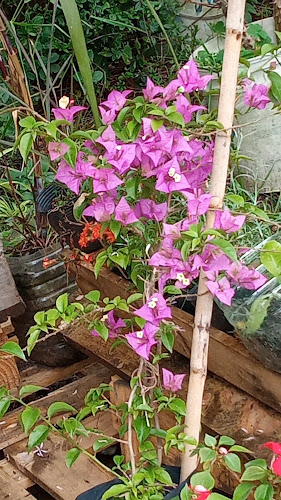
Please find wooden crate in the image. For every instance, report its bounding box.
[62,254,281,456]
[0,357,118,500]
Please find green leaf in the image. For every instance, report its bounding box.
[101,484,129,500]
[127,293,143,305]
[268,70,281,103]
[19,133,33,162]
[210,238,238,263]
[245,459,267,469]
[243,295,272,335]
[27,329,40,356]
[20,406,40,434]
[223,453,241,473]
[19,385,43,398]
[199,447,217,463]
[190,470,215,490]
[261,43,276,56]
[109,220,122,239]
[60,0,101,128]
[134,416,150,443]
[46,309,60,326]
[205,120,224,130]
[151,119,163,132]
[168,398,186,416]
[180,484,191,500]
[66,447,81,468]
[113,455,124,467]
[161,331,174,353]
[254,484,274,500]
[226,194,245,207]
[154,468,173,485]
[218,436,235,446]
[260,240,281,277]
[229,445,250,453]
[0,341,26,361]
[233,483,253,500]
[94,251,107,278]
[93,321,109,341]
[241,466,268,482]
[34,311,46,326]
[209,495,230,500]
[47,402,77,419]
[19,116,36,128]
[93,437,115,453]
[85,290,101,303]
[28,425,50,452]
[56,293,68,313]
[0,398,10,418]
[166,111,184,127]
[163,286,182,295]
[204,434,217,447]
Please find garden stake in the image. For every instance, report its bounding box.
[181,0,246,480]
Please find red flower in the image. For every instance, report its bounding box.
[78,222,115,248]
[262,441,281,476]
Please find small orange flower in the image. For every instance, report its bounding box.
[78,222,115,248]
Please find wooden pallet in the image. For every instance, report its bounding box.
[0,356,117,500]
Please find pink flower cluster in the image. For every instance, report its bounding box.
[49,59,267,322]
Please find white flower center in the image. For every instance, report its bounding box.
[174,173,181,183]
[136,330,144,339]
[183,65,189,70]
[142,135,147,141]
[176,273,185,282]
[116,145,122,151]
[168,167,176,177]
[148,297,158,309]
[182,277,190,286]
[59,95,70,109]
[177,86,185,94]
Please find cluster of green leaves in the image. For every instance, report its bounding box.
[5,0,191,92]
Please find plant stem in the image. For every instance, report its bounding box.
[144,0,180,71]
[180,0,246,480]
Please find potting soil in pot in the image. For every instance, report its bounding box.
[216,233,281,373]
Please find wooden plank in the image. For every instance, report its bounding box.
[5,432,114,500]
[0,458,34,489]
[67,257,281,413]
[0,362,112,450]
[17,357,94,394]
[0,467,36,499]
[0,321,20,390]
[62,321,281,457]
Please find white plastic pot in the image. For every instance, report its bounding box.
[194,17,281,193]
[178,1,224,43]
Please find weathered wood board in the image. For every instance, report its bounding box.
[66,256,281,414]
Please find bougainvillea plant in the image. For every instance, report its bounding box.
[1,59,279,499]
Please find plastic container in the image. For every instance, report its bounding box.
[8,245,82,367]
[193,17,281,193]
[216,233,281,373]
[178,2,224,43]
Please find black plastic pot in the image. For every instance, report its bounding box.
[8,245,83,367]
[76,467,191,500]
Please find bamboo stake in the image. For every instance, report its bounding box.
[180,0,246,480]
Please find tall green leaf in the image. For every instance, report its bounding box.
[60,0,101,128]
